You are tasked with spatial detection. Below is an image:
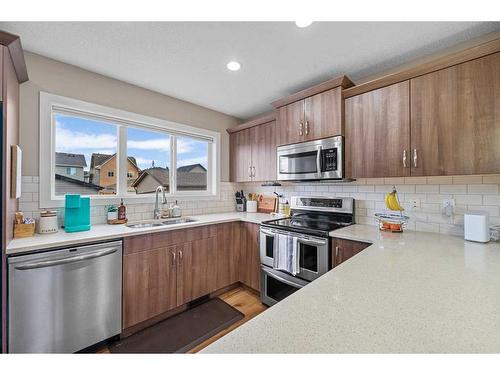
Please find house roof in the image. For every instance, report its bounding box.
[90,153,139,170]
[177,163,207,172]
[131,164,207,190]
[55,174,104,190]
[131,167,170,188]
[55,152,87,167]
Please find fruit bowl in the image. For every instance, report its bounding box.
[375,212,410,233]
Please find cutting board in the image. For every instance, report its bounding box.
[257,196,277,213]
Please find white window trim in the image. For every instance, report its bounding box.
[40,92,221,208]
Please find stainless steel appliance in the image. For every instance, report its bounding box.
[8,241,122,353]
[277,136,343,181]
[260,196,354,306]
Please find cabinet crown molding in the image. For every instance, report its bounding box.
[0,30,28,83]
[227,112,276,134]
[271,74,354,108]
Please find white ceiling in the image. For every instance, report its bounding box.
[1,22,499,119]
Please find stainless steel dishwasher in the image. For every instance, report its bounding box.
[8,241,122,353]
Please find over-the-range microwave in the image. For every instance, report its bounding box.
[277,136,343,181]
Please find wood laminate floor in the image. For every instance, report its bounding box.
[96,286,266,354]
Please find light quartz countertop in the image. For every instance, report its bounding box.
[202,224,500,353]
[6,212,280,255]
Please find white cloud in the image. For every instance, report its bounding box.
[55,124,117,150]
[127,139,170,151]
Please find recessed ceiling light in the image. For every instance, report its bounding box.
[226,61,241,71]
[295,21,313,28]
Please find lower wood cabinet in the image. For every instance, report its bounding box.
[239,222,261,292]
[123,221,261,329]
[331,238,371,268]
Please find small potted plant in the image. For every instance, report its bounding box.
[106,205,118,223]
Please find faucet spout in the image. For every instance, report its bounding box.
[154,185,167,220]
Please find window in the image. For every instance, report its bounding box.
[40,92,220,207]
[54,114,117,196]
[66,167,77,176]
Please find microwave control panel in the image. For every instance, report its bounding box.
[321,148,337,171]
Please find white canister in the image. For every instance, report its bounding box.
[38,211,59,234]
[464,211,490,243]
[247,200,258,213]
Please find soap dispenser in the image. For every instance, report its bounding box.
[171,200,181,218]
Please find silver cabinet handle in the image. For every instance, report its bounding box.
[335,246,340,264]
[304,121,309,135]
[248,166,252,178]
[413,149,418,168]
[252,166,256,177]
[171,251,176,267]
[15,248,117,270]
[403,150,407,168]
[299,122,303,136]
[178,250,183,266]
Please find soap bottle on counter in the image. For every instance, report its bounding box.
[171,200,181,218]
[118,199,127,220]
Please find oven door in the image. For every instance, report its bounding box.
[261,266,308,307]
[260,227,329,282]
[277,136,343,181]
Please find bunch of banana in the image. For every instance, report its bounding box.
[385,187,405,211]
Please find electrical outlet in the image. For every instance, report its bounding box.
[411,198,421,210]
[442,198,455,217]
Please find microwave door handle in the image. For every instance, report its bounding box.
[316,146,322,173]
[260,229,276,237]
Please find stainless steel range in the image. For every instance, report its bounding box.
[259,196,354,306]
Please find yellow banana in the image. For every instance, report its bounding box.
[385,188,405,211]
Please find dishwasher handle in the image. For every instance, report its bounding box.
[14,247,118,270]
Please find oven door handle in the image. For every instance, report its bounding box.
[316,145,322,174]
[296,237,327,246]
[260,229,276,237]
[264,269,306,289]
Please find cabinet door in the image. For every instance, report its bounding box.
[304,87,343,140]
[229,129,252,182]
[178,237,218,305]
[123,246,177,329]
[216,222,240,289]
[332,238,370,268]
[345,81,410,178]
[410,53,500,176]
[250,120,277,181]
[277,100,305,146]
[239,223,261,292]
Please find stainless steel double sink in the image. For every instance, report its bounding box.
[125,217,197,229]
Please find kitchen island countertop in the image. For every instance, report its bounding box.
[202,224,500,353]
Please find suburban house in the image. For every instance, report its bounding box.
[131,164,207,194]
[55,152,86,181]
[89,153,140,192]
[54,152,103,195]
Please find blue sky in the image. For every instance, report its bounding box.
[55,114,208,171]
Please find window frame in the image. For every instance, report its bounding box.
[40,92,220,208]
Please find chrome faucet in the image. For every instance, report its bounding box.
[154,186,167,220]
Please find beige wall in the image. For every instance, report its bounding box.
[19,52,241,180]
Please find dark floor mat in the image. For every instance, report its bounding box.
[110,298,244,353]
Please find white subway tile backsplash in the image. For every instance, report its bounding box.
[18,175,500,238]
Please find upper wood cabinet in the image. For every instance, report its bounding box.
[229,115,277,182]
[410,52,500,176]
[272,76,353,146]
[345,81,411,178]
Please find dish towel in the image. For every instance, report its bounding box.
[273,235,301,276]
[274,234,289,271]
